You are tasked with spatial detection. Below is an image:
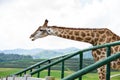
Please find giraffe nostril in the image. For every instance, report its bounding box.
[29,36,31,38]
[30,34,34,38]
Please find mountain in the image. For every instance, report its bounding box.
[0,47,93,59]
[1,48,44,56]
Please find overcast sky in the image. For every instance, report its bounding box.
[0,0,120,50]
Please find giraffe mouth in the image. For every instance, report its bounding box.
[31,38,35,41]
[30,37,35,41]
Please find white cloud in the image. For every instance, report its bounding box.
[0,0,120,50]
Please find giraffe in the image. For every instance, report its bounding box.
[30,19,120,80]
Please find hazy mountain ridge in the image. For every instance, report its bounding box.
[0,47,92,59]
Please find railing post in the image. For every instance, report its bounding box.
[106,46,111,80]
[20,73,22,76]
[24,71,26,75]
[61,59,65,78]
[48,60,51,76]
[79,52,83,80]
[30,69,32,72]
[37,65,40,78]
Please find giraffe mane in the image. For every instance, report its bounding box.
[49,26,108,30]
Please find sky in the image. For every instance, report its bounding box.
[0,0,120,50]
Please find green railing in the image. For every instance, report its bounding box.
[62,52,120,80]
[13,41,120,80]
[13,55,68,78]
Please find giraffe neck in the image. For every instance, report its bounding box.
[47,26,120,45]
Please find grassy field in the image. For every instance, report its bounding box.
[0,68,120,80]
[0,68,22,77]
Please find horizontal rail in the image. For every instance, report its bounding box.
[80,41,120,52]
[62,52,120,80]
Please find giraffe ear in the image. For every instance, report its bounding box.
[42,19,48,27]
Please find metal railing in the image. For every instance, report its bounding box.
[62,52,120,80]
[13,41,120,80]
[13,54,69,78]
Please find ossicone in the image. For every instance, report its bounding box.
[45,19,48,23]
[43,19,48,27]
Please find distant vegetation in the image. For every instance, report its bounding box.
[0,54,95,71]
[0,53,33,62]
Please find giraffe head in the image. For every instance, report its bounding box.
[30,19,51,41]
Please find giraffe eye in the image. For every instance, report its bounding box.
[40,30,43,31]
[48,30,50,32]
